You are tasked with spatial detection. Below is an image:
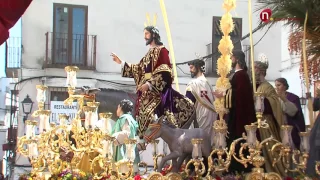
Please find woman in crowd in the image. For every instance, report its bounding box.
[275,78,306,149]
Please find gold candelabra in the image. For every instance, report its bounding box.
[185,138,206,179]
[17,66,141,179]
[272,126,310,175]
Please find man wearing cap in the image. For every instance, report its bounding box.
[213,50,256,173]
[186,59,216,145]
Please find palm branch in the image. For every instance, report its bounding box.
[255,0,320,81]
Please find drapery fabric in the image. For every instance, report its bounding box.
[0,0,32,45]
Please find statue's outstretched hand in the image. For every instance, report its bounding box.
[110,52,121,64]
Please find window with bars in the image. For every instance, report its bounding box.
[45,87,68,109]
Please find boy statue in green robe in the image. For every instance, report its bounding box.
[111,99,140,173]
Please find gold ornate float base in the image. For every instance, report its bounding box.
[245,168,282,180]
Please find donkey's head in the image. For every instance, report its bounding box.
[143,115,164,142]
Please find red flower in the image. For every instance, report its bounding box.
[134,174,142,180]
[216,176,222,180]
[284,177,294,180]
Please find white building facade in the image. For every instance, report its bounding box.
[7,0,292,178]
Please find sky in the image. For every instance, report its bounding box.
[0,18,22,78]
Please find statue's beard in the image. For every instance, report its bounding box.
[145,37,153,46]
[191,69,199,78]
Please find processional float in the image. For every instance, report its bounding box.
[16,0,316,179]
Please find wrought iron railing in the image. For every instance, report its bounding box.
[5,37,22,68]
[44,32,97,70]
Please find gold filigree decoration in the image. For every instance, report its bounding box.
[150,74,167,92]
[174,97,194,124]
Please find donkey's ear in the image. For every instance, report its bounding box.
[156,115,165,124]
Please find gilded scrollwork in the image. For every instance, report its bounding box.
[174,97,195,125]
[149,74,167,92]
[138,91,161,136]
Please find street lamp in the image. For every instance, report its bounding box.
[21,95,34,123]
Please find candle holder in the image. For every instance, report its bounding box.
[99,112,113,134]
[271,125,294,173]
[25,120,36,139]
[207,122,231,175]
[150,139,166,171]
[35,110,51,133]
[83,106,98,129]
[185,138,206,179]
[114,138,137,179]
[36,85,48,110]
[65,66,79,88]
[227,124,282,179]
[91,134,115,179]
[59,114,69,126]
[252,92,269,128]
[87,102,100,127]
[290,132,310,174]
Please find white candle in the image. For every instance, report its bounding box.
[28,144,33,157]
[102,140,108,157]
[255,97,262,112]
[126,143,133,161]
[192,144,199,159]
[26,124,33,139]
[39,118,44,133]
[32,143,38,158]
[36,88,46,103]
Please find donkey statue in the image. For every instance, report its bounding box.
[143,115,211,173]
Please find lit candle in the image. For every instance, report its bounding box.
[126,143,133,161]
[65,66,79,87]
[40,114,50,132]
[245,125,257,148]
[25,120,33,139]
[28,143,33,157]
[255,96,262,112]
[300,132,310,152]
[103,118,108,133]
[191,139,203,159]
[36,85,47,103]
[102,140,108,157]
[85,112,93,128]
[32,143,38,158]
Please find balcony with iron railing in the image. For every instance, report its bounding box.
[5,37,22,78]
[44,32,97,70]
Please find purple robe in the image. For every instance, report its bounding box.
[306,98,320,176]
[286,92,306,149]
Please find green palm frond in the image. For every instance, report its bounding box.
[255,0,320,81]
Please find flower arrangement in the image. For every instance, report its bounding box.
[18,173,39,180]
[48,169,110,180]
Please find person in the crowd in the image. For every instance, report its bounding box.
[275,78,306,149]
